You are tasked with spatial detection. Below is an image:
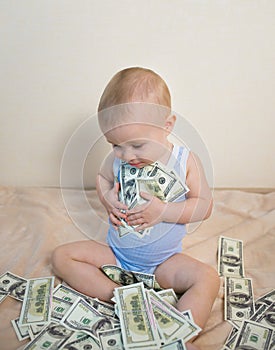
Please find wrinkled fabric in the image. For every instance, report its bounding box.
[0,186,274,349]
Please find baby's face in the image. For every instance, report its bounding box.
[105,122,171,167]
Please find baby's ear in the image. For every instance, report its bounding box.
[165,114,176,132]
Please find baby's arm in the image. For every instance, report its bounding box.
[126,152,212,229]
[96,152,127,227]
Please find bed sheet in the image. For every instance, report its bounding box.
[0,186,274,349]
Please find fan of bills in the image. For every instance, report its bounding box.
[117,161,189,238]
[0,266,201,350]
[218,236,275,349]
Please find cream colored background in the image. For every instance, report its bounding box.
[0,1,274,189]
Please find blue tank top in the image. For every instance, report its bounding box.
[107,144,190,273]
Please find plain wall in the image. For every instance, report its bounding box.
[1,0,274,188]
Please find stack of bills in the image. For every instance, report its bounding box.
[117,161,189,238]
[0,270,200,349]
[218,236,275,349]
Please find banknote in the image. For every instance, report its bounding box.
[54,283,116,319]
[51,296,73,322]
[61,297,117,337]
[256,302,275,329]
[225,277,255,327]
[148,289,200,343]
[24,322,74,349]
[62,332,101,350]
[233,319,273,350]
[99,327,124,349]
[101,264,156,290]
[118,161,189,237]
[255,289,275,311]
[0,291,9,304]
[19,276,54,326]
[157,289,179,307]
[53,283,91,304]
[218,236,245,277]
[11,318,30,341]
[160,338,187,349]
[113,282,161,349]
[0,271,27,301]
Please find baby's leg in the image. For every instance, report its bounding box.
[51,240,118,302]
[154,253,220,330]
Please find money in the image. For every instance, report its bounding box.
[113,282,161,349]
[219,236,275,349]
[61,297,117,337]
[0,291,9,304]
[157,289,179,307]
[51,296,73,322]
[225,276,255,327]
[54,283,116,318]
[101,264,156,289]
[2,270,203,349]
[218,236,245,277]
[19,276,54,326]
[11,318,30,341]
[161,338,187,349]
[118,161,189,238]
[148,289,200,343]
[0,271,27,301]
[255,289,275,311]
[233,319,273,350]
[63,332,101,350]
[99,328,124,349]
[24,322,74,349]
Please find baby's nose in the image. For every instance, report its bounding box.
[122,148,136,162]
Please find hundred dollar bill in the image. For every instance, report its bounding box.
[161,338,187,349]
[255,289,275,311]
[101,264,137,285]
[223,326,239,349]
[256,302,275,329]
[0,291,9,304]
[53,283,90,304]
[0,271,27,301]
[113,282,161,349]
[99,327,124,349]
[28,324,47,341]
[62,332,101,350]
[157,289,178,307]
[24,322,74,349]
[54,283,116,319]
[225,277,255,327]
[11,318,30,341]
[19,276,54,326]
[234,319,273,350]
[51,296,73,322]
[61,297,116,337]
[101,264,157,290]
[148,289,200,343]
[218,236,245,277]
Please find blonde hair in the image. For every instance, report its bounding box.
[98,67,171,112]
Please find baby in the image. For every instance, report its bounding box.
[52,67,220,349]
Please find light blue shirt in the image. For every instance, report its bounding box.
[107,144,190,273]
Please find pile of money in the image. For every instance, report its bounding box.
[117,161,189,238]
[0,269,200,349]
[218,236,275,349]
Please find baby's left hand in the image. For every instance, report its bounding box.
[126,192,166,230]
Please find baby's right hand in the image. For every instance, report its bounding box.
[105,182,128,229]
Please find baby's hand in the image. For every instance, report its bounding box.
[126,191,166,230]
[105,182,128,229]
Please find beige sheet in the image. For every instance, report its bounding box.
[0,186,274,349]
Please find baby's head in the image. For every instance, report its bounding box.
[97,67,175,165]
[98,67,171,112]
